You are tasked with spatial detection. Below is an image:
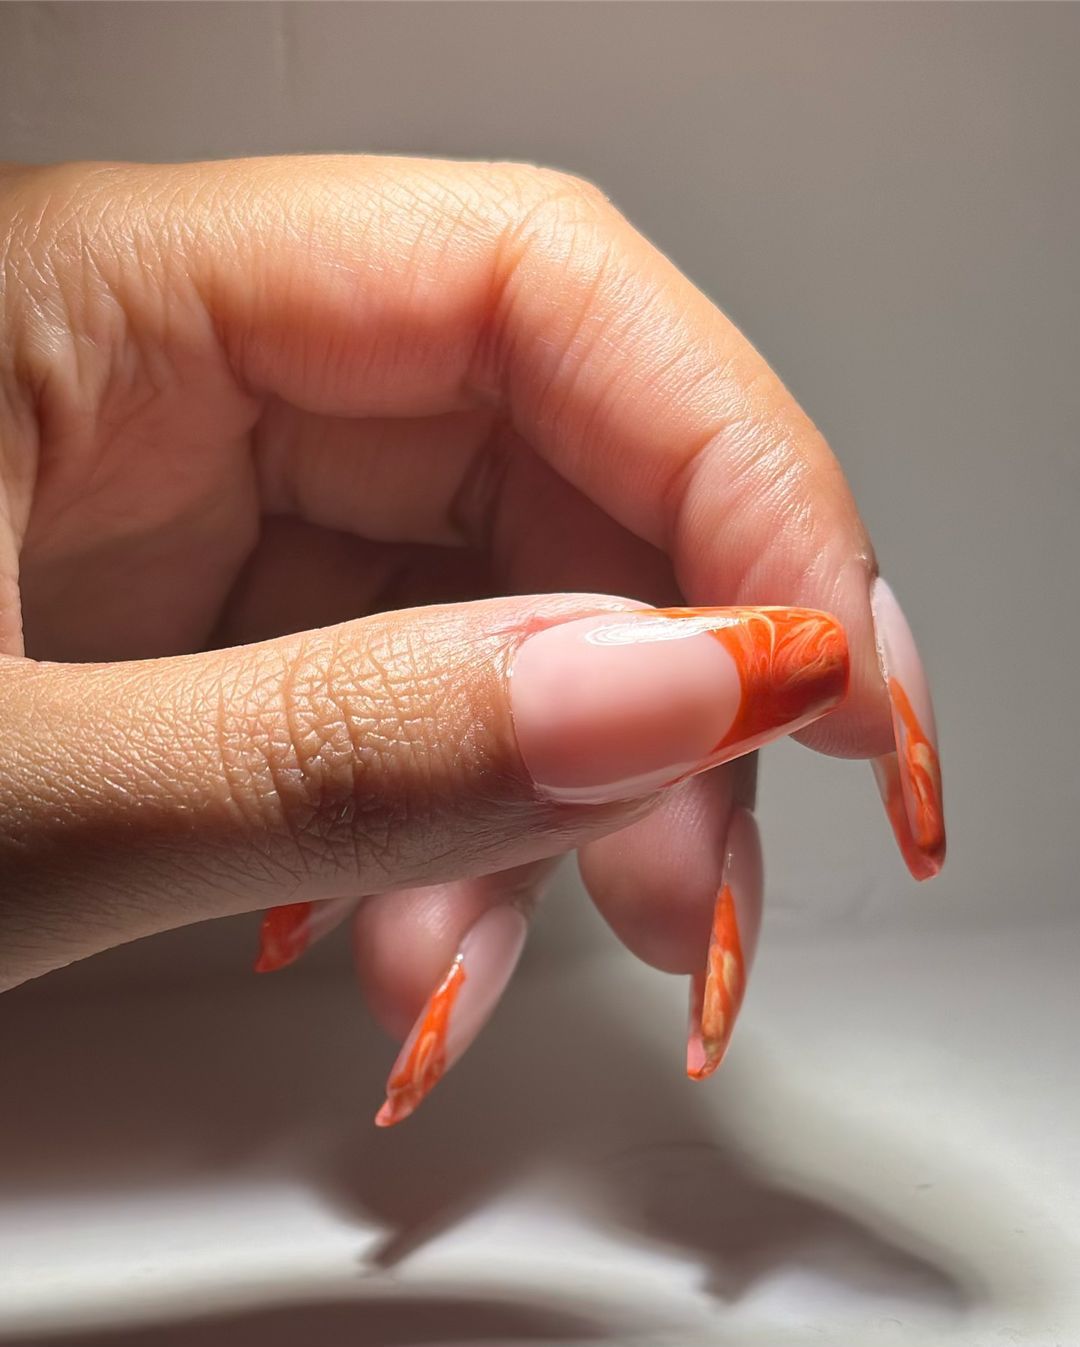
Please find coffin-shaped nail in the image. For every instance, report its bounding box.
[375,904,528,1127]
[870,579,945,880]
[511,607,848,806]
[254,897,358,973]
[687,807,763,1080]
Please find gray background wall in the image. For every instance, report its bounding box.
[1,1,1077,940]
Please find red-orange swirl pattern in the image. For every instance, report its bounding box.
[652,606,849,755]
[888,675,945,869]
[254,902,313,973]
[376,957,467,1127]
[688,884,745,1081]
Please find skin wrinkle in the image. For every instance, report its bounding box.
[212,648,340,886]
[297,636,396,883]
[353,628,439,876]
[463,175,610,407]
[528,236,623,450]
[214,643,300,840]
[668,412,816,604]
[560,251,707,476]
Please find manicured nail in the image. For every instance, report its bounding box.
[687,806,763,1080]
[870,579,945,880]
[375,904,528,1128]
[511,607,848,806]
[254,897,358,973]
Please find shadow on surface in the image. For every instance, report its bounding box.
[1,1294,622,1347]
[0,906,992,1336]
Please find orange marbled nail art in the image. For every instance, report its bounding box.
[687,806,762,1081]
[255,897,358,973]
[870,579,946,880]
[375,905,527,1128]
[254,902,313,973]
[687,885,745,1080]
[376,956,466,1127]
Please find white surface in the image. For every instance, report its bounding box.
[2,870,1076,1346]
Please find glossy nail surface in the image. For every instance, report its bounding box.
[687,806,763,1080]
[375,904,527,1127]
[255,897,358,973]
[511,607,848,805]
[870,579,945,880]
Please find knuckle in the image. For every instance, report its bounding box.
[468,165,623,397]
[215,626,495,884]
[216,640,366,871]
[499,164,615,253]
[1,162,201,443]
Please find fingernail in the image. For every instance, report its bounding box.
[510,607,848,805]
[254,897,357,973]
[870,579,946,880]
[375,905,528,1128]
[687,806,762,1080]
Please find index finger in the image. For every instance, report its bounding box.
[14,155,944,874]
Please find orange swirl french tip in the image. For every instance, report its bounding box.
[694,606,850,756]
[254,902,313,973]
[870,579,946,880]
[687,883,745,1080]
[376,957,466,1127]
[376,906,528,1128]
[510,606,848,806]
[687,806,763,1081]
[255,897,360,973]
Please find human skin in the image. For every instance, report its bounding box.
[0,158,942,1092]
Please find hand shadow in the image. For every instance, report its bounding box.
[0,898,1019,1341]
[0,1293,632,1347]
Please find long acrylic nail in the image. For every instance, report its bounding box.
[870,579,945,880]
[687,806,763,1080]
[511,607,848,806]
[375,904,528,1127]
[254,897,358,973]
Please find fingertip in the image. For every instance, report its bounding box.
[352,863,552,1041]
[579,772,737,975]
[352,885,471,1040]
[790,562,894,760]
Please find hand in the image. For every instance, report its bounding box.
[0,157,943,1120]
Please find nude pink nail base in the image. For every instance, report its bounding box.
[509,607,848,806]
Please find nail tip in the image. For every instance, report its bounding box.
[255,904,312,974]
[909,843,946,882]
[252,942,300,974]
[873,753,946,884]
[686,1055,722,1082]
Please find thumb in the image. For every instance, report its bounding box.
[0,595,847,989]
